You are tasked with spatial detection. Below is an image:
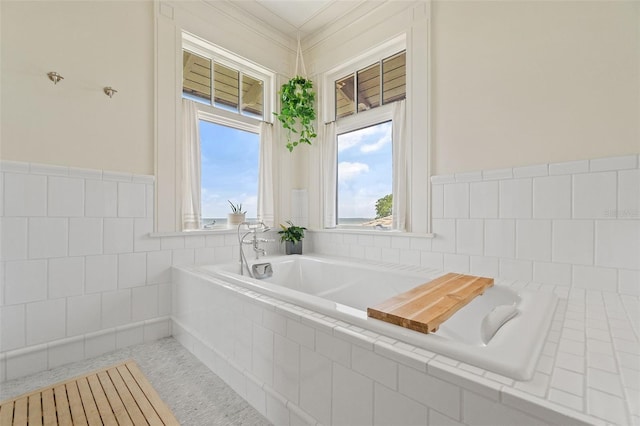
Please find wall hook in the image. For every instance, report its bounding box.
[47,72,64,85]
[103,87,118,98]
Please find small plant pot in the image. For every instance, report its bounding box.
[285,241,303,255]
[228,213,246,228]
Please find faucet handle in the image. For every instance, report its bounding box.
[257,238,275,243]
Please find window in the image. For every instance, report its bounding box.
[337,121,392,227]
[183,50,265,120]
[181,33,274,229]
[329,47,406,230]
[199,121,259,227]
[335,51,406,119]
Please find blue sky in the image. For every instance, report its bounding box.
[337,121,392,219]
[200,120,259,218]
[199,119,391,221]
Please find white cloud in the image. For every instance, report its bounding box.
[360,135,390,153]
[338,161,369,182]
[338,122,391,152]
[338,132,364,152]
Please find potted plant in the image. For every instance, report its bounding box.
[274,76,317,152]
[227,200,246,228]
[278,220,307,255]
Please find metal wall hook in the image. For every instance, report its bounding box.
[47,72,64,85]
[103,87,117,98]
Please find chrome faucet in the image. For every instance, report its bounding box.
[252,234,272,259]
[237,221,271,277]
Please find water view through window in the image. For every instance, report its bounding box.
[337,121,392,227]
[200,120,259,227]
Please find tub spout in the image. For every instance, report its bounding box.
[253,237,274,259]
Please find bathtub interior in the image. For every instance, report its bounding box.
[262,256,430,310]
[215,256,525,344]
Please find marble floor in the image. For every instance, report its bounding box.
[0,337,272,426]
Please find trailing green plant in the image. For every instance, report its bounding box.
[278,220,307,244]
[228,200,246,214]
[274,76,317,152]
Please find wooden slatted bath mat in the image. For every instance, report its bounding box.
[367,273,494,333]
[0,360,179,425]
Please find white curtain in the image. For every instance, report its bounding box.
[321,122,337,228]
[258,122,275,227]
[182,99,201,230]
[392,99,408,231]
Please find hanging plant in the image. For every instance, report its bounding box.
[274,76,317,152]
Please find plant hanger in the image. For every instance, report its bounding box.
[294,34,307,78]
[274,34,317,152]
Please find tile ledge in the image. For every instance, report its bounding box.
[311,228,435,239]
[150,229,238,237]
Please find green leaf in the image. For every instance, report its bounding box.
[275,76,317,152]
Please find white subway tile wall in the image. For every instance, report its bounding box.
[0,160,279,382]
[2,155,638,425]
[533,175,572,219]
[312,154,638,293]
[499,179,532,219]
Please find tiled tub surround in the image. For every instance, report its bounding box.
[0,160,280,383]
[173,262,638,425]
[203,255,557,381]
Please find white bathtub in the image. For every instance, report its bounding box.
[200,254,557,380]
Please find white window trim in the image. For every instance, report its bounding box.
[196,103,260,135]
[335,103,393,135]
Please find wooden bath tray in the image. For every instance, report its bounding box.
[367,273,494,334]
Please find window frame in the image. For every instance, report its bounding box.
[182,32,275,123]
[325,36,405,231]
[182,32,272,230]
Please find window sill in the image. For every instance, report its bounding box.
[149,228,240,238]
[310,228,435,239]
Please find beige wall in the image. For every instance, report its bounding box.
[432,0,640,175]
[2,1,638,185]
[1,1,154,175]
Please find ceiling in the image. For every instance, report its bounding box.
[225,0,369,40]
